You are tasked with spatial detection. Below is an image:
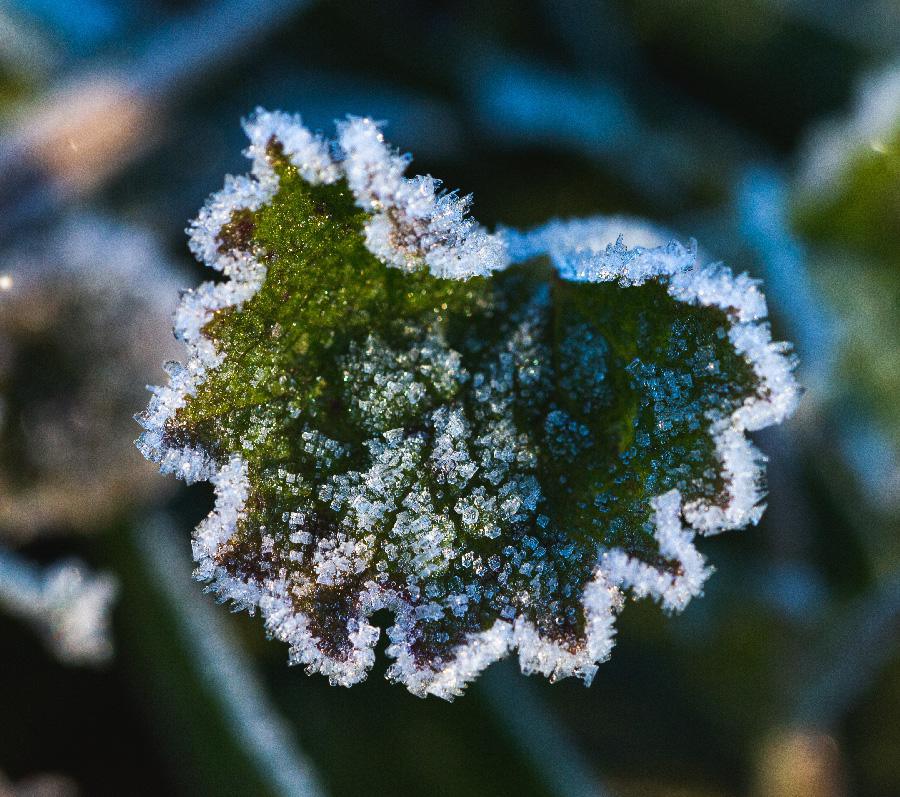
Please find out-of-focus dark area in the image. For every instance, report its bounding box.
[0,1,897,795]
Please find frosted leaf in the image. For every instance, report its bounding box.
[138,111,799,699]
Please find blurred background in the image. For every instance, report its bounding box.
[0,1,898,795]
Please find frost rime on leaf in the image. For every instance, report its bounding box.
[137,110,800,699]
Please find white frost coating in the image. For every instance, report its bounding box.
[502,215,675,263]
[506,219,697,285]
[511,221,800,539]
[188,174,274,275]
[515,575,622,686]
[337,116,508,278]
[387,618,515,700]
[140,111,799,698]
[671,272,799,533]
[313,533,369,585]
[193,456,250,580]
[668,263,768,325]
[243,109,340,186]
[188,455,381,687]
[603,491,710,611]
[554,236,697,285]
[261,590,380,688]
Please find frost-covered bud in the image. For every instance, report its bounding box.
[39,561,119,664]
[138,111,799,699]
[0,550,118,665]
[0,216,184,541]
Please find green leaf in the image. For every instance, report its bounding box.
[137,111,799,699]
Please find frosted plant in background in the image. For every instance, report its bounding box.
[0,215,183,664]
[791,61,900,506]
[137,110,799,699]
[795,59,900,205]
[0,216,184,540]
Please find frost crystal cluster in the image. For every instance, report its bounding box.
[137,110,800,699]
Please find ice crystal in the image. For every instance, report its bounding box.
[137,110,799,699]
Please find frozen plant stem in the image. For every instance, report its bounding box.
[137,110,799,699]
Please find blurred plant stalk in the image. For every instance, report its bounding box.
[0,0,312,242]
[478,663,612,797]
[133,516,326,797]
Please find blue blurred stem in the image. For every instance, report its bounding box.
[133,516,327,797]
[478,662,613,797]
[791,574,900,729]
